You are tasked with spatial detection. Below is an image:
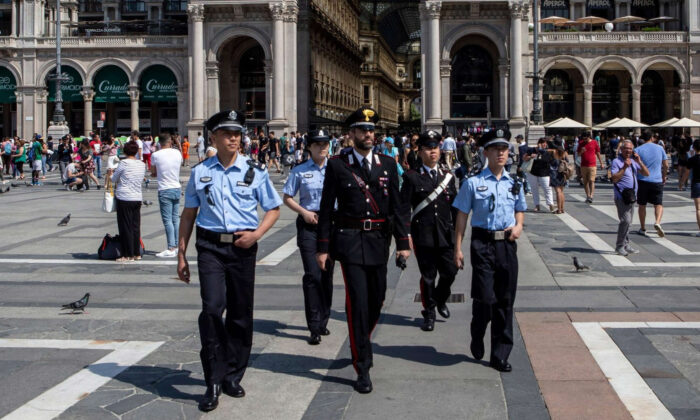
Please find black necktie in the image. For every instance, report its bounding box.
[430,169,437,186]
[362,158,370,178]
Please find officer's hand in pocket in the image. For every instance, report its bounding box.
[317,253,329,271]
[177,258,191,284]
[454,249,464,270]
[507,224,523,241]
[234,231,261,249]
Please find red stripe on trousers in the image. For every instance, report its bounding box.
[340,264,359,373]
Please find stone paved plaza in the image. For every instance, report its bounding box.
[0,169,699,419]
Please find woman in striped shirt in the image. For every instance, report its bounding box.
[109,141,146,262]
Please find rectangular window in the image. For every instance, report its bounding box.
[363,86,370,104]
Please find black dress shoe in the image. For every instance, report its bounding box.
[437,303,450,319]
[470,339,484,361]
[308,333,322,345]
[222,381,245,398]
[198,384,222,412]
[354,373,373,394]
[489,359,512,372]
[420,310,435,331]
[320,328,331,336]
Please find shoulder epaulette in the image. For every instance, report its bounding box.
[247,160,266,170]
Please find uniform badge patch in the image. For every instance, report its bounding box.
[477,186,488,192]
[303,173,313,178]
[237,181,249,187]
[200,177,212,183]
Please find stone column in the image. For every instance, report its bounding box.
[509,2,525,125]
[284,4,299,131]
[631,83,641,122]
[205,61,219,117]
[188,4,205,122]
[129,87,140,132]
[36,89,48,136]
[11,0,17,36]
[620,88,630,118]
[440,59,451,121]
[499,60,509,119]
[176,88,188,137]
[679,84,690,117]
[583,83,593,127]
[82,88,94,137]
[269,2,288,130]
[420,1,442,131]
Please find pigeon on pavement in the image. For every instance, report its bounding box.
[0,185,9,194]
[61,293,90,313]
[143,200,153,207]
[573,256,589,272]
[57,213,71,226]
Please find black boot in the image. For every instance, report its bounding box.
[308,333,321,345]
[198,384,222,412]
[222,380,245,398]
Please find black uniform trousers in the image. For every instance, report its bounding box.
[296,216,334,334]
[415,245,457,312]
[196,232,257,387]
[469,233,518,362]
[340,262,387,374]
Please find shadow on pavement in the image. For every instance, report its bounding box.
[89,363,203,404]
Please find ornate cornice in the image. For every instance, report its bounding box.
[270,2,285,20]
[509,1,525,19]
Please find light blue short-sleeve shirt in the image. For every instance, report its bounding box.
[452,167,527,231]
[184,154,282,233]
[283,158,326,211]
[635,142,667,183]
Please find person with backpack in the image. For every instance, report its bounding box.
[11,139,27,180]
[30,136,47,186]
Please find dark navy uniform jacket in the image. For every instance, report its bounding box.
[400,165,458,248]
[317,149,410,265]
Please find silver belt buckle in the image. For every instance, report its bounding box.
[220,233,234,243]
[494,231,505,241]
[363,220,372,231]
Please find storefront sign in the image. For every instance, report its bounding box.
[47,66,84,102]
[0,67,17,104]
[93,65,130,103]
[631,0,656,6]
[587,0,612,8]
[542,0,568,9]
[139,65,177,102]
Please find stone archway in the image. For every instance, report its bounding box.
[218,37,269,129]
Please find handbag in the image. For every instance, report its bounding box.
[97,234,145,260]
[102,178,115,213]
[614,164,637,205]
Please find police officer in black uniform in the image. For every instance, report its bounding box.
[400,131,458,332]
[452,129,527,372]
[177,110,282,412]
[316,106,411,394]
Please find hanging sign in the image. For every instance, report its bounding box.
[139,65,177,102]
[0,67,17,104]
[93,65,130,103]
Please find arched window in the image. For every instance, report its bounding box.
[239,45,266,120]
[543,69,574,122]
[640,70,665,124]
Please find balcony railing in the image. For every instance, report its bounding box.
[35,36,187,48]
[538,31,687,43]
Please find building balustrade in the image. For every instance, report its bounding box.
[34,35,187,48]
[538,31,687,44]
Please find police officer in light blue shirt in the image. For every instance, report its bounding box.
[453,128,526,374]
[177,109,282,412]
[283,129,334,345]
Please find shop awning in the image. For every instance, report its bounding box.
[0,67,17,104]
[93,65,130,103]
[139,65,177,102]
[544,117,590,129]
[652,117,679,127]
[47,66,84,102]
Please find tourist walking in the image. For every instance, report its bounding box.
[523,138,554,212]
[150,133,183,258]
[577,133,605,203]
[635,132,669,237]
[611,140,649,256]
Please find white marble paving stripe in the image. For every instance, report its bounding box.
[257,236,298,266]
[557,213,700,267]
[667,193,694,203]
[0,339,164,420]
[572,322,674,420]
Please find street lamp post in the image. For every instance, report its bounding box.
[47,0,70,138]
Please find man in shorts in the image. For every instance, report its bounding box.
[635,132,668,237]
[577,132,604,203]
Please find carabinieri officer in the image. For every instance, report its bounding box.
[400,131,458,332]
[283,129,334,345]
[317,106,411,394]
[177,110,282,412]
[452,129,526,373]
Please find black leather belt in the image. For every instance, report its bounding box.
[472,227,510,242]
[197,227,252,244]
[336,217,387,231]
